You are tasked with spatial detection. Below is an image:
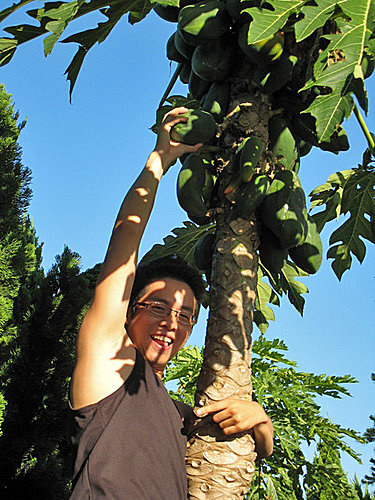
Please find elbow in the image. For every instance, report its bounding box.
[256,441,273,459]
[254,418,274,459]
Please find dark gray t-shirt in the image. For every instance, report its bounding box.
[70,351,192,499]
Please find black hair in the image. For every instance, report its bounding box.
[129,255,205,317]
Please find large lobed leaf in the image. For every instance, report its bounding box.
[0,0,153,96]
[243,0,306,45]
[141,220,215,267]
[310,162,375,279]
[254,266,280,334]
[0,1,35,24]
[301,0,375,140]
[257,260,309,333]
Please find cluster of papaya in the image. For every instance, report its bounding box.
[176,150,217,278]
[175,115,323,276]
[154,0,298,134]
[258,170,323,275]
[155,0,357,159]
[221,129,322,275]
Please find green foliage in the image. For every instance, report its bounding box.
[300,0,374,134]
[304,440,360,499]
[353,475,375,499]
[0,83,40,385]
[166,339,366,499]
[363,374,375,485]
[310,151,375,279]
[142,220,215,267]
[0,246,99,498]
[164,345,202,407]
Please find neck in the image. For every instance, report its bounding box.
[153,367,164,379]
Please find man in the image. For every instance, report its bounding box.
[70,108,273,499]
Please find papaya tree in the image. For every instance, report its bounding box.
[1,1,374,498]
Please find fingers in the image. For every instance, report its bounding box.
[160,107,189,131]
[195,398,269,435]
[195,400,227,417]
[154,106,202,170]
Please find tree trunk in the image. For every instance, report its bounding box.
[186,67,271,498]
[186,214,259,499]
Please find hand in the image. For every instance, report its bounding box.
[154,107,202,172]
[195,397,270,436]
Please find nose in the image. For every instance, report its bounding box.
[160,310,179,330]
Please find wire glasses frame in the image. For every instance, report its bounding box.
[135,301,197,327]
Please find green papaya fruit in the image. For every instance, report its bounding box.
[193,232,216,274]
[188,70,211,99]
[191,34,236,82]
[238,25,284,64]
[238,135,264,182]
[166,32,186,63]
[179,60,192,84]
[177,154,209,217]
[259,225,287,274]
[288,215,322,274]
[174,29,195,60]
[170,109,217,145]
[178,0,231,45]
[253,55,298,94]
[260,170,308,249]
[269,115,299,171]
[154,4,180,22]
[236,174,270,218]
[201,81,230,122]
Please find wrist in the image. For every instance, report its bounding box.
[146,151,169,179]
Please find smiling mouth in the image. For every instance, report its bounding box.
[151,334,173,349]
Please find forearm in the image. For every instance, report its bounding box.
[99,151,164,281]
[196,397,274,459]
[253,416,274,458]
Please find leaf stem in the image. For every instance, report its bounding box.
[353,103,375,152]
[158,63,183,108]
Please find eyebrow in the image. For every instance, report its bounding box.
[147,297,194,313]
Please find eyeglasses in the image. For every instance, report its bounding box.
[135,301,197,327]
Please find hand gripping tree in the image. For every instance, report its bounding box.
[1,1,374,498]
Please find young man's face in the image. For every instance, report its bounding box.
[127,278,197,377]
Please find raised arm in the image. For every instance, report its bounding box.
[71,108,202,409]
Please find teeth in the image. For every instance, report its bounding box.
[152,335,172,345]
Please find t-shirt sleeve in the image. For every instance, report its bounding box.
[172,399,197,438]
[69,383,126,467]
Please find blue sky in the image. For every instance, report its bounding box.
[1,5,374,484]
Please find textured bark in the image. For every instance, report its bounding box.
[186,214,259,499]
[185,68,272,498]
